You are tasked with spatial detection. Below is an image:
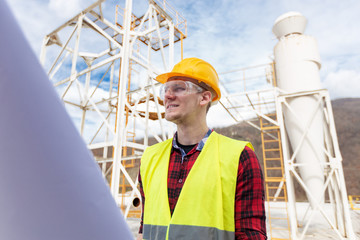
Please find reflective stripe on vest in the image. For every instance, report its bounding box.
[140,131,253,240]
[144,224,234,240]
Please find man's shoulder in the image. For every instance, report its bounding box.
[212,131,254,151]
[145,138,173,153]
[141,138,173,168]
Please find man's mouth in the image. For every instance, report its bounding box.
[166,104,179,110]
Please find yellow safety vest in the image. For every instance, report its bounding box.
[140,131,253,240]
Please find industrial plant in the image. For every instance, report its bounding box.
[1,0,359,239]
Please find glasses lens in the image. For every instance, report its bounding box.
[160,81,188,99]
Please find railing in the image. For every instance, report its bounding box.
[152,0,187,37]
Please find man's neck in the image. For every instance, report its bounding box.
[176,123,209,145]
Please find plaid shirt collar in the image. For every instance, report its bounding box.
[172,128,213,160]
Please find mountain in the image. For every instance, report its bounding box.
[331,98,360,195]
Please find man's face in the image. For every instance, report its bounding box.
[161,79,204,124]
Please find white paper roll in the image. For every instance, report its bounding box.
[0,1,133,239]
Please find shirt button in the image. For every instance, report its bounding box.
[178,179,183,183]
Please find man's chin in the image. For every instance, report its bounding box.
[165,115,173,121]
[165,113,178,123]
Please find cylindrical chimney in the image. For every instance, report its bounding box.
[273,12,325,207]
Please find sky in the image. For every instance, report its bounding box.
[4,0,360,134]
[6,0,360,99]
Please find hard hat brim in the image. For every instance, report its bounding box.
[156,72,196,84]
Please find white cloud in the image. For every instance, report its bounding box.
[48,0,82,19]
[323,70,360,99]
[207,104,236,128]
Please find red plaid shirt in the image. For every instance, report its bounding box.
[138,130,267,239]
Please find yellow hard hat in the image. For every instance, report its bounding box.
[156,57,221,101]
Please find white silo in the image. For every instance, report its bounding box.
[273,12,325,208]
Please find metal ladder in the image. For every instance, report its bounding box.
[260,114,291,240]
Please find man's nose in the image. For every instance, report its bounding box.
[164,88,175,99]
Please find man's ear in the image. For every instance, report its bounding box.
[199,91,212,107]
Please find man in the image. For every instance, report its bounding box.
[137,58,267,240]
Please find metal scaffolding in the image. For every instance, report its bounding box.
[40,0,186,218]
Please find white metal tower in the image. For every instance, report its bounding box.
[40,0,186,218]
[273,12,355,239]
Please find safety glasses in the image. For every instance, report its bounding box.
[159,80,204,100]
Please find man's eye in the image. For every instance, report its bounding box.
[173,86,186,92]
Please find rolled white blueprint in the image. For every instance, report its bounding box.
[0,1,134,239]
